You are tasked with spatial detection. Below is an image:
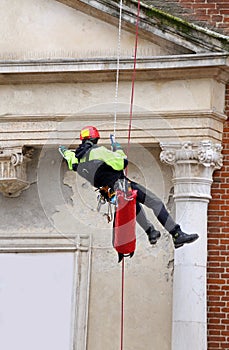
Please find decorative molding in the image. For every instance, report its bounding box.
[160,140,223,170]
[160,140,223,201]
[0,233,90,252]
[0,147,33,197]
[197,140,223,169]
[0,111,226,148]
[0,109,226,122]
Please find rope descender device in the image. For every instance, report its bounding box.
[96,186,116,223]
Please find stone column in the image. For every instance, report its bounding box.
[160,140,223,350]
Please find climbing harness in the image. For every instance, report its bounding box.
[96,186,116,223]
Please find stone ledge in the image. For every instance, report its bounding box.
[0,233,90,252]
[0,53,228,83]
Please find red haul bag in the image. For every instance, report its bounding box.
[113,189,137,262]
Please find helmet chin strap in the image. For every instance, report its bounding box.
[84,140,94,146]
[83,139,98,146]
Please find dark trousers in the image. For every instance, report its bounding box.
[130,181,180,235]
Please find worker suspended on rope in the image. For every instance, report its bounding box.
[59,125,199,249]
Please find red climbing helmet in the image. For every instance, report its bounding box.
[80,126,100,140]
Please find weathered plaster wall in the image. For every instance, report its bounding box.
[0,146,174,349]
[0,0,171,59]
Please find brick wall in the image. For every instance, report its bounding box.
[176,1,229,349]
[207,87,229,349]
[178,0,229,34]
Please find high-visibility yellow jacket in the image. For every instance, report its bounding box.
[63,144,128,188]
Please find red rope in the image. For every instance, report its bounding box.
[120,259,125,350]
[120,1,141,349]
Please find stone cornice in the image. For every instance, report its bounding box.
[0,53,228,84]
[0,110,226,147]
[0,109,226,122]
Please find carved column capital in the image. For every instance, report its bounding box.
[160,140,223,202]
[160,140,223,169]
[197,140,223,169]
[0,146,33,197]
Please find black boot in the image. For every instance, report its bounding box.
[146,227,161,245]
[172,230,199,249]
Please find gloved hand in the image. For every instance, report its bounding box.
[58,145,68,158]
[112,142,122,152]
